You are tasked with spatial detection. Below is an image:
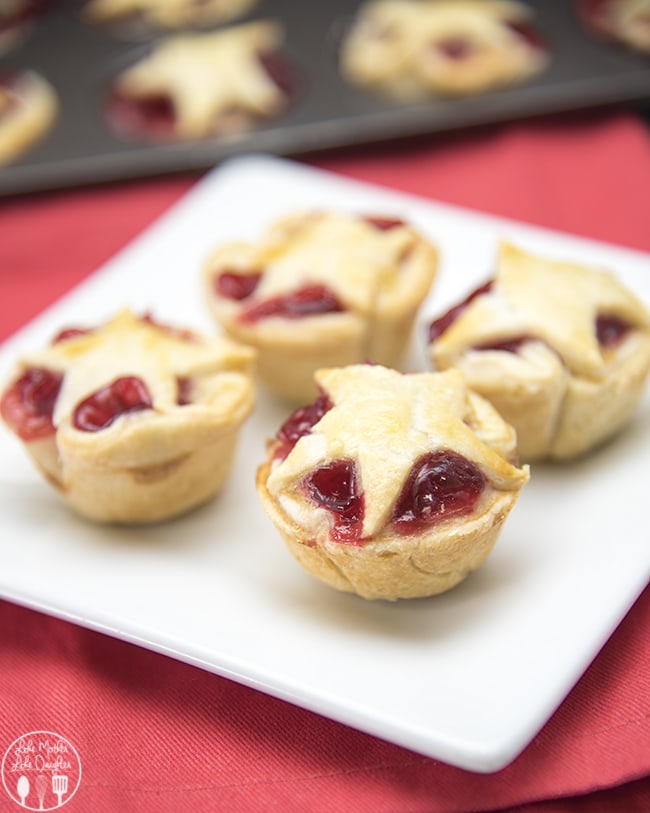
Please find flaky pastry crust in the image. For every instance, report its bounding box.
[257,365,529,601]
[1,310,256,524]
[428,242,650,461]
[341,0,549,99]
[204,211,438,402]
[0,70,57,165]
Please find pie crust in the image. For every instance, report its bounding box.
[257,364,529,601]
[107,21,291,142]
[340,0,550,99]
[84,0,258,31]
[0,70,57,165]
[578,0,650,53]
[0,310,256,524]
[204,210,439,402]
[428,242,650,461]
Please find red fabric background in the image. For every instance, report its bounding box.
[0,109,649,812]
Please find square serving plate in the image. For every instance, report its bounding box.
[0,156,648,772]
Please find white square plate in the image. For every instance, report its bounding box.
[1,156,648,772]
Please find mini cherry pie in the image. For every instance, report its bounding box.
[106,21,294,142]
[256,364,529,601]
[203,210,439,402]
[340,0,550,99]
[84,0,258,32]
[0,310,256,523]
[578,0,650,53]
[0,69,57,165]
[427,242,650,461]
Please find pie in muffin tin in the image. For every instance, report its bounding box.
[1,0,650,192]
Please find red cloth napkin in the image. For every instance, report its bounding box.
[0,110,649,812]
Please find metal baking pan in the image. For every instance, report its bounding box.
[1,0,649,196]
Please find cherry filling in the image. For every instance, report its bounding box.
[362,215,405,231]
[0,367,62,441]
[391,450,486,533]
[274,393,333,460]
[428,280,493,343]
[73,376,152,432]
[51,327,91,344]
[434,37,476,60]
[107,89,176,139]
[596,313,630,349]
[176,376,193,406]
[215,269,262,301]
[305,459,365,545]
[239,284,343,324]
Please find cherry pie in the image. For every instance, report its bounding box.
[0,310,256,523]
[256,364,529,601]
[203,210,439,402]
[340,0,550,99]
[578,0,650,53]
[84,0,257,32]
[427,242,650,461]
[106,21,294,142]
[0,69,57,165]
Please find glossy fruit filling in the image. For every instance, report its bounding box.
[73,376,153,432]
[274,393,333,460]
[428,280,493,343]
[140,313,198,342]
[51,326,91,344]
[239,284,343,324]
[176,376,193,406]
[434,37,475,60]
[596,313,631,348]
[215,270,262,301]
[0,367,62,441]
[391,449,486,533]
[362,215,405,231]
[305,459,365,545]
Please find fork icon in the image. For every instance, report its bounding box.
[51,774,68,807]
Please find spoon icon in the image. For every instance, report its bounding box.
[17,775,30,806]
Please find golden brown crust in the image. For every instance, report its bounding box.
[0,70,58,165]
[256,365,529,601]
[2,310,256,524]
[204,211,438,402]
[429,242,650,461]
[341,0,549,99]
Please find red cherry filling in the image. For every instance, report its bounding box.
[428,280,493,343]
[51,327,92,344]
[239,284,343,324]
[73,376,152,432]
[176,376,193,406]
[1,367,62,441]
[434,37,475,60]
[391,450,485,533]
[596,313,630,349]
[362,215,405,231]
[274,393,333,460]
[107,89,176,140]
[215,270,262,301]
[306,459,365,545]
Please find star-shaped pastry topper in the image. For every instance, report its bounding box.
[435,242,650,377]
[115,21,287,139]
[267,364,528,538]
[20,309,255,433]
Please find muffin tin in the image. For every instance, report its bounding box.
[1,0,649,196]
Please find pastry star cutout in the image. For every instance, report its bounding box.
[437,242,650,378]
[115,21,286,139]
[20,309,254,428]
[267,365,528,538]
